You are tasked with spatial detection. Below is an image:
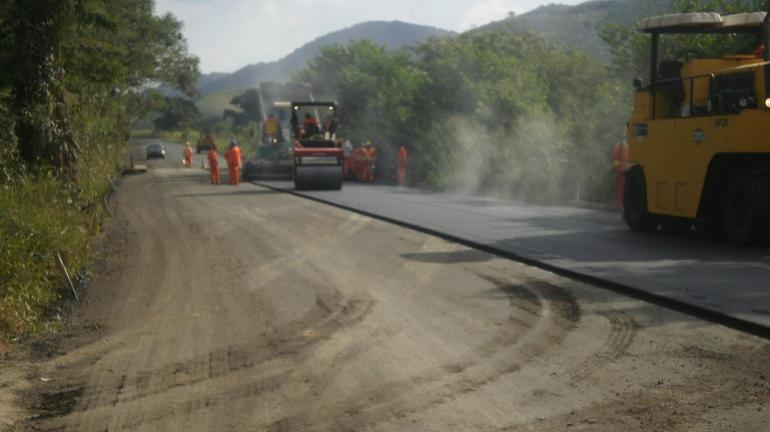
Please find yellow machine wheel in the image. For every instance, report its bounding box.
[725,172,770,245]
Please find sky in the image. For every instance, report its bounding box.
[155,0,586,74]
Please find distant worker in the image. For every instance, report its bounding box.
[183,142,193,168]
[396,145,408,187]
[612,124,630,210]
[225,140,242,185]
[303,113,320,136]
[754,44,766,59]
[343,139,354,177]
[207,143,220,184]
[365,141,376,182]
[351,144,371,182]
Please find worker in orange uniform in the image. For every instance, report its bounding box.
[343,140,353,177]
[365,142,376,182]
[182,142,193,168]
[225,140,242,185]
[611,124,630,210]
[207,143,220,184]
[396,145,408,187]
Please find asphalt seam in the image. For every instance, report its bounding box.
[253,181,770,341]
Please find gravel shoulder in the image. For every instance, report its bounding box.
[1,142,768,431]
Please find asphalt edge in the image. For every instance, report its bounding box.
[254,181,770,341]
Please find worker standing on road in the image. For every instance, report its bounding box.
[343,139,353,177]
[366,142,376,182]
[207,144,220,185]
[183,142,193,168]
[225,140,242,185]
[611,124,630,210]
[396,145,408,187]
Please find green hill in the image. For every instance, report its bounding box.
[476,0,671,62]
[195,87,248,118]
[198,21,452,96]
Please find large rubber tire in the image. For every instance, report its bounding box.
[725,172,770,245]
[623,166,656,231]
[694,202,725,238]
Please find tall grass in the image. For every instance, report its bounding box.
[0,98,128,339]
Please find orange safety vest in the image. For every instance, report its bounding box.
[611,140,629,174]
[397,147,408,168]
[207,150,218,167]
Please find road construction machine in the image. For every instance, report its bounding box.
[625,10,770,244]
[241,101,293,181]
[290,101,344,190]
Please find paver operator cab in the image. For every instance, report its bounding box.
[625,10,770,244]
[290,101,344,190]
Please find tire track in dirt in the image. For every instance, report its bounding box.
[257,272,582,432]
[28,288,374,431]
[18,160,768,432]
[564,312,637,384]
[23,166,382,431]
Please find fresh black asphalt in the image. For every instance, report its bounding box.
[257,180,770,333]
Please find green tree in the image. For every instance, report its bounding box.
[0,0,199,179]
[295,31,627,200]
[227,89,263,127]
[153,97,201,131]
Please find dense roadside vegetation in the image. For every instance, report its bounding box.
[293,34,625,201]
[0,1,198,337]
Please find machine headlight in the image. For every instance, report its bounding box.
[739,98,748,108]
[766,98,770,108]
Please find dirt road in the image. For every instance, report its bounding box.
[3,142,769,431]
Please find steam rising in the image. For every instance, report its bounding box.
[443,113,572,202]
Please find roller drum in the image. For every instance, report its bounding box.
[294,165,343,190]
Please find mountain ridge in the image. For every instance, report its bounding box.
[475,0,670,61]
[197,20,452,96]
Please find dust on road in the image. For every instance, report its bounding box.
[2,143,769,431]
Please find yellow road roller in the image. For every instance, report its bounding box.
[625,10,770,244]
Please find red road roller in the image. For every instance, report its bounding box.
[290,101,344,190]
